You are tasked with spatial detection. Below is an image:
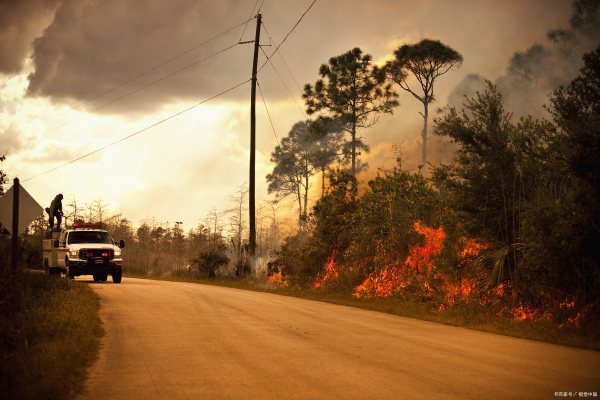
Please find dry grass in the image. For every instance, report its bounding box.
[0,271,103,400]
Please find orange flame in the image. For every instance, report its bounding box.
[347,220,592,325]
[267,272,289,287]
[506,305,553,322]
[353,221,446,298]
[313,255,340,289]
[459,238,488,260]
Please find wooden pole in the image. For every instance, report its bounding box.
[10,177,20,278]
[249,13,262,257]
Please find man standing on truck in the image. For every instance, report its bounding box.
[48,193,63,231]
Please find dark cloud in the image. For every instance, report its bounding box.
[6,0,577,118]
[0,0,58,74]
[24,0,393,114]
[25,0,258,111]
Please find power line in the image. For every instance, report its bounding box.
[276,52,303,93]
[2,41,239,151]
[262,22,303,93]
[257,0,266,13]
[23,79,251,182]
[257,0,317,73]
[238,0,260,42]
[88,17,253,103]
[91,42,239,113]
[257,80,279,146]
[1,17,253,151]
[259,45,306,117]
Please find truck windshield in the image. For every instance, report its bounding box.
[68,231,113,244]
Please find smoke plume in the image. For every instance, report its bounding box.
[448,0,600,117]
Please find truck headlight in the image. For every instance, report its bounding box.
[70,250,79,257]
[114,249,122,257]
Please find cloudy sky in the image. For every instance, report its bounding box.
[0,0,594,229]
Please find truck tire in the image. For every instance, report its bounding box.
[100,274,108,282]
[112,270,122,284]
[64,259,72,280]
[93,274,101,282]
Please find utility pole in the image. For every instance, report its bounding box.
[249,13,261,257]
[10,178,20,279]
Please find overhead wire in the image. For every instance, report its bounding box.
[90,42,239,113]
[258,45,306,117]
[257,0,317,73]
[276,50,303,93]
[16,2,318,180]
[257,79,279,146]
[88,17,253,103]
[23,79,251,182]
[262,22,303,93]
[257,0,266,13]
[1,16,253,151]
[238,0,260,42]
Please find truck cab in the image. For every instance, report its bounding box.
[43,223,125,283]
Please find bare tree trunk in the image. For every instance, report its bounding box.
[321,167,326,197]
[421,102,429,165]
[304,164,309,223]
[296,184,302,227]
[351,122,356,175]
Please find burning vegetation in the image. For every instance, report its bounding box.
[281,218,595,328]
[268,46,600,335]
[352,221,446,299]
[313,255,340,289]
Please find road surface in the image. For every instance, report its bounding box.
[78,277,599,400]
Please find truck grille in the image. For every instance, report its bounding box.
[79,249,114,260]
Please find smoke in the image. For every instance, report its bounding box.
[446,73,488,110]
[448,0,600,117]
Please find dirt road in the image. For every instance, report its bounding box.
[78,277,599,399]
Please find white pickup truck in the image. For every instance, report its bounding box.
[43,223,125,283]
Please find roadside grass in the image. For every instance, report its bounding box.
[0,271,103,400]
[125,271,600,351]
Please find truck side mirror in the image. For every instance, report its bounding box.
[119,240,125,248]
[54,239,59,248]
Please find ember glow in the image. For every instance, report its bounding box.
[509,305,552,322]
[458,238,489,266]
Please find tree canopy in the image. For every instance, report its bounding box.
[0,155,6,196]
[303,48,398,175]
[386,39,462,165]
[266,121,318,227]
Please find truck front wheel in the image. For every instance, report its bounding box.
[112,270,122,284]
[64,259,72,280]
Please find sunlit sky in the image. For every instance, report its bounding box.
[0,0,581,229]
